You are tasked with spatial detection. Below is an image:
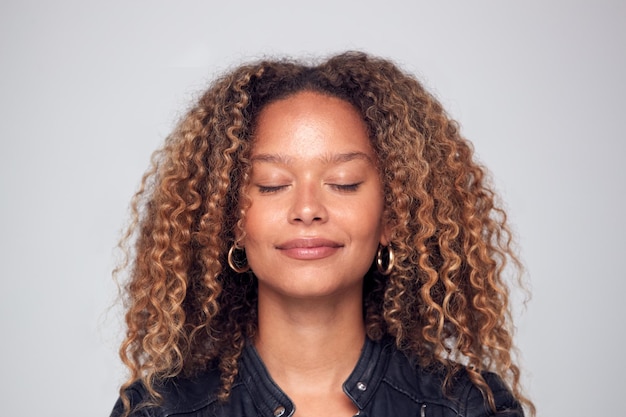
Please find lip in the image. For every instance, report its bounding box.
[275,238,343,260]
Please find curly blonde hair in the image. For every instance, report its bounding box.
[116,51,533,415]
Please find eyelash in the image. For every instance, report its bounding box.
[257,185,287,194]
[331,183,361,192]
[256,183,362,194]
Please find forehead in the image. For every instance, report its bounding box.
[251,91,374,159]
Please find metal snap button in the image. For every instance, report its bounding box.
[273,406,286,417]
[356,381,367,391]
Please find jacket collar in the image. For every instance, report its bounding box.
[342,336,392,409]
[239,337,393,416]
[239,342,294,417]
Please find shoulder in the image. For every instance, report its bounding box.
[447,368,523,417]
[110,368,222,417]
[383,347,523,416]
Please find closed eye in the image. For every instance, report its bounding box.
[330,183,362,192]
[257,184,288,194]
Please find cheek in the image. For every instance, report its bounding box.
[340,209,385,248]
[242,201,277,247]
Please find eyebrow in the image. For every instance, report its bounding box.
[250,151,374,165]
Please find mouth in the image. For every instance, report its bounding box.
[275,238,343,260]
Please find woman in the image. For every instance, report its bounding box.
[111,51,534,417]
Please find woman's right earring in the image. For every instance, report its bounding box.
[228,245,250,273]
[376,245,395,276]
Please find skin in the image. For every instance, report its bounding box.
[242,91,389,417]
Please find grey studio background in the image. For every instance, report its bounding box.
[1,1,624,416]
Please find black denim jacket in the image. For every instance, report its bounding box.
[111,337,523,417]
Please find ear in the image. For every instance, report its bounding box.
[379,221,391,247]
[234,224,246,248]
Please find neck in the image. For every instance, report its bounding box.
[254,286,366,393]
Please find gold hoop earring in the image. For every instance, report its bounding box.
[376,245,394,276]
[228,245,250,273]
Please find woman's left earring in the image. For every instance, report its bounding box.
[228,245,250,273]
[376,244,395,276]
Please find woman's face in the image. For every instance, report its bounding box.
[243,91,388,301]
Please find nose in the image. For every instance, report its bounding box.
[289,183,328,225]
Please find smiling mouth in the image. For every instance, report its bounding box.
[275,238,343,260]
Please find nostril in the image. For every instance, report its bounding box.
[288,194,328,225]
